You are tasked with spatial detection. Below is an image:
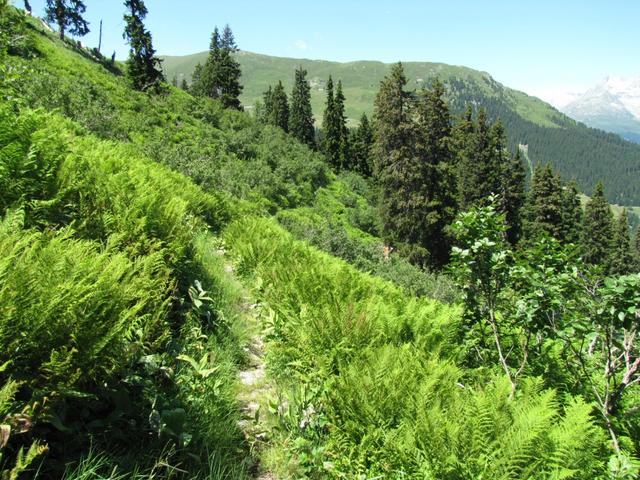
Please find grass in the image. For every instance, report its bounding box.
[162,49,560,128]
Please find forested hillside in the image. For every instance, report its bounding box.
[2,2,640,479]
[164,50,640,206]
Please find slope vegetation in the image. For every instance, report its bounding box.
[164,50,640,206]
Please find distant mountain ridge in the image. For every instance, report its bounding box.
[162,51,640,206]
[564,76,640,143]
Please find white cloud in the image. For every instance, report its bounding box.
[294,40,308,51]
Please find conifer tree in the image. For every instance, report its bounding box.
[289,67,315,148]
[335,80,350,169]
[610,209,635,276]
[561,180,583,245]
[322,76,348,169]
[412,79,458,265]
[457,109,503,209]
[24,0,32,14]
[501,150,526,245]
[350,113,374,176]
[46,0,89,40]
[521,164,566,243]
[191,26,243,109]
[123,0,164,92]
[582,182,614,269]
[374,63,421,260]
[322,76,339,166]
[171,76,178,87]
[180,78,188,91]
[634,228,640,271]
[217,24,243,109]
[261,81,289,132]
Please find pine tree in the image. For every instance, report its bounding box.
[45,0,89,40]
[501,150,526,245]
[191,26,242,109]
[634,228,640,271]
[412,79,458,265]
[374,63,423,261]
[261,81,289,132]
[582,182,614,269]
[610,209,635,276]
[289,66,315,148]
[561,180,583,245]
[217,24,243,109]
[457,108,503,210]
[123,0,164,92]
[350,113,374,176]
[335,80,350,169]
[521,164,566,243]
[322,76,348,170]
[180,78,188,91]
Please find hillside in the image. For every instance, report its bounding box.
[163,50,640,207]
[2,4,640,479]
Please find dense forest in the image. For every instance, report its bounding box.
[1,2,640,479]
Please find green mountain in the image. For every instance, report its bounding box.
[163,50,640,207]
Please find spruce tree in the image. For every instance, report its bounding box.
[322,76,339,167]
[191,26,242,109]
[262,81,289,132]
[350,113,374,176]
[289,66,315,148]
[501,150,526,245]
[123,0,164,92]
[335,80,350,169]
[412,79,458,265]
[610,209,635,276]
[171,76,178,87]
[561,180,583,245]
[521,164,566,243]
[322,76,348,170]
[582,182,614,269]
[218,24,243,109]
[634,228,640,271]
[374,63,421,260]
[24,0,32,14]
[46,0,89,40]
[457,109,503,209]
[180,78,188,91]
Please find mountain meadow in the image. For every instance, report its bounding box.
[1,2,640,479]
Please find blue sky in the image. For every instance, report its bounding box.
[19,1,640,105]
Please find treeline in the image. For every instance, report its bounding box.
[258,62,640,273]
[448,77,640,206]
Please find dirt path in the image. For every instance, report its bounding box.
[217,246,277,479]
[237,329,276,480]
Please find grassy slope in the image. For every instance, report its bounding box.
[163,50,640,207]
[163,50,557,127]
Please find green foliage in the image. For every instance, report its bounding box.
[45,0,89,40]
[123,0,164,92]
[610,209,636,276]
[349,113,374,176]
[260,80,289,132]
[374,67,458,267]
[583,182,614,269]
[522,163,571,244]
[322,76,349,171]
[289,66,315,148]
[277,178,459,303]
[226,215,612,478]
[191,26,243,110]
